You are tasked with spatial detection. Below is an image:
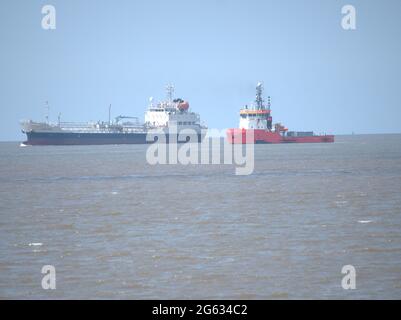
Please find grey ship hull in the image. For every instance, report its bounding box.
[23,131,204,145]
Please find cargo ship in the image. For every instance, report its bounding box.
[227,83,334,144]
[20,85,207,146]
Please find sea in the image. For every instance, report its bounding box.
[0,134,401,299]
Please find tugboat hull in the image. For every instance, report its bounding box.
[226,129,334,144]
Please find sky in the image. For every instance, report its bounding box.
[0,0,401,141]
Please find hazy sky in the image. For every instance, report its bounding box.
[1,0,401,140]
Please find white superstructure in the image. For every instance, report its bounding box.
[239,82,272,130]
[144,84,203,133]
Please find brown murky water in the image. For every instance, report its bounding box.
[1,135,401,299]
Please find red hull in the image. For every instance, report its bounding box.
[226,129,334,144]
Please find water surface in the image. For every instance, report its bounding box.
[0,135,401,299]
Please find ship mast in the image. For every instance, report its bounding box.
[255,82,265,110]
[45,101,50,124]
[166,84,174,102]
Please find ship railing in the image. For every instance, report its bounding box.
[59,122,98,128]
[57,127,146,134]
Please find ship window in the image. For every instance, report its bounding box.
[178,122,182,125]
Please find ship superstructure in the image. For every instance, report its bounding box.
[145,84,201,131]
[20,85,206,145]
[227,83,334,144]
[239,82,273,131]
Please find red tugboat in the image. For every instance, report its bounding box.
[227,83,334,144]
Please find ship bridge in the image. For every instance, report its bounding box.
[239,83,273,130]
[144,84,202,130]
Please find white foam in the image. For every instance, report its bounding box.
[358,220,372,224]
[28,242,43,246]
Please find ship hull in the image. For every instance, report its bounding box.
[226,129,334,144]
[23,131,205,146]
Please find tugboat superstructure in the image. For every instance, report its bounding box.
[227,82,334,144]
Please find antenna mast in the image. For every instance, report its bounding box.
[166,84,174,102]
[108,104,112,125]
[45,101,50,124]
[255,82,265,110]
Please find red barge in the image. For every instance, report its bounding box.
[227,83,334,144]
